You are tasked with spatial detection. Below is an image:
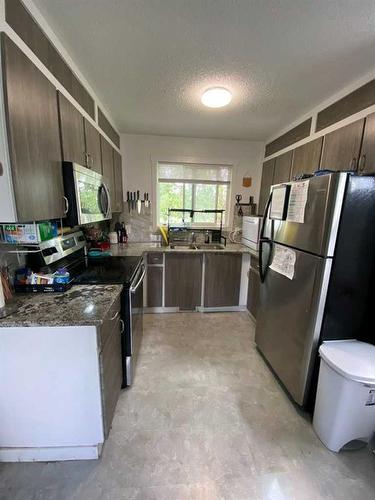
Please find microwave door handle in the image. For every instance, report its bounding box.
[100,183,111,218]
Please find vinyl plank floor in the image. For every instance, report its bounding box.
[1,312,375,500]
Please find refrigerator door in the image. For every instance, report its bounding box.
[273,173,347,257]
[255,244,332,406]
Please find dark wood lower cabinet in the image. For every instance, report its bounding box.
[247,257,260,320]
[204,253,242,307]
[147,266,163,307]
[165,253,202,309]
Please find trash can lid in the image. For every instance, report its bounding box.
[319,340,375,384]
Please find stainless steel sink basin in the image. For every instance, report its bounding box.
[169,243,225,250]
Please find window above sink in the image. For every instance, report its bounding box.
[156,162,232,228]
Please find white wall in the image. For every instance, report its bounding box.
[120,133,264,228]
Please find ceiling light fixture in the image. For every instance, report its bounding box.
[201,87,232,108]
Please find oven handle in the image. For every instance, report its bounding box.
[130,264,146,294]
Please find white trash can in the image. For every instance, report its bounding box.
[313,340,375,452]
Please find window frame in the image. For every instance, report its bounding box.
[156,162,233,228]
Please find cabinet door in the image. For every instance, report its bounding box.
[100,136,115,201]
[147,266,163,307]
[291,137,323,179]
[165,253,202,309]
[57,91,86,166]
[258,159,275,216]
[113,149,123,212]
[358,112,375,175]
[321,119,365,172]
[84,119,102,174]
[204,253,242,307]
[273,150,293,184]
[2,34,64,221]
[100,317,122,438]
[247,259,260,319]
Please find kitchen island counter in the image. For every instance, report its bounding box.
[0,284,123,328]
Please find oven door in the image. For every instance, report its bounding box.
[123,260,146,386]
[74,165,111,225]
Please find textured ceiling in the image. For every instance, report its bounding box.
[33,0,375,140]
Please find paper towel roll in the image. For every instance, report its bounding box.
[109,232,118,244]
[0,276,5,309]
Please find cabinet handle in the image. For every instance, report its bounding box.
[120,319,124,333]
[359,154,366,172]
[86,153,92,169]
[109,311,119,321]
[349,157,357,170]
[63,196,69,214]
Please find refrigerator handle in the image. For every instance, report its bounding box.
[259,191,273,283]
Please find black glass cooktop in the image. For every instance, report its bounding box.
[74,256,142,286]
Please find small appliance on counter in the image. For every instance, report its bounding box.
[241,216,261,250]
[62,162,112,226]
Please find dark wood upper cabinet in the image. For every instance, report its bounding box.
[57,91,86,166]
[165,253,202,309]
[273,150,293,184]
[316,79,375,132]
[5,0,95,118]
[1,34,64,222]
[265,119,312,157]
[258,159,275,216]
[84,119,102,174]
[320,119,365,172]
[290,137,323,179]
[204,253,242,307]
[100,136,115,199]
[98,107,120,148]
[358,112,375,175]
[113,150,123,212]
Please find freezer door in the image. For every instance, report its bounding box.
[273,173,347,257]
[255,245,331,406]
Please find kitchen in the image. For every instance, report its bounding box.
[1,0,375,499]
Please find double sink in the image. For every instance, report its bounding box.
[169,243,225,250]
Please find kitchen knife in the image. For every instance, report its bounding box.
[137,190,142,214]
[133,192,136,211]
[127,191,131,212]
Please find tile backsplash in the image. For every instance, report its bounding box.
[111,202,159,243]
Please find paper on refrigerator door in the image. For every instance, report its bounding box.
[269,244,296,280]
[286,180,309,223]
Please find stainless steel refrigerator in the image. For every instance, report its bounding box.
[255,172,375,408]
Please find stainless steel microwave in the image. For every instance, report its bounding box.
[62,162,111,226]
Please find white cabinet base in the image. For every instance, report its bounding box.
[0,444,103,462]
[0,325,104,462]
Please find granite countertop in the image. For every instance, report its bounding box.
[0,285,123,328]
[110,242,258,258]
